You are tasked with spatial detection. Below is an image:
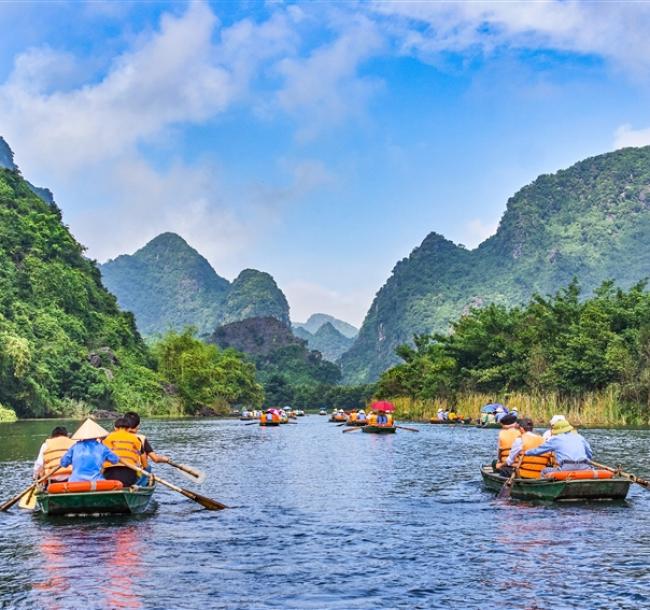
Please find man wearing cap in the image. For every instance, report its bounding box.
[542,414,567,441]
[495,413,520,471]
[524,419,593,476]
[59,419,120,482]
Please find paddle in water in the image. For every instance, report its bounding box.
[342,427,363,433]
[590,461,650,490]
[395,425,419,433]
[496,456,523,500]
[120,461,227,511]
[0,466,61,512]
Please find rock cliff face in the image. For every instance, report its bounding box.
[210,316,301,357]
[293,322,354,362]
[341,146,650,383]
[100,234,290,336]
[0,137,54,204]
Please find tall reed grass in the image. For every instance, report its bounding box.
[391,387,648,427]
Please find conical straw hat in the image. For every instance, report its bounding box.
[71,418,110,440]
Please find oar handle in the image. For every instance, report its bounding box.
[590,460,650,489]
[0,466,61,512]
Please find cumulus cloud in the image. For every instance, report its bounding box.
[614,124,650,149]
[370,1,650,77]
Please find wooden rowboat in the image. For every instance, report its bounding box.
[480,466,630,501]
[345,420,368,427]
[429,419,471,425]
[361,425,396,434]
[329,416,347,423]
[36,483,156,516]
[260,421,280,427]
[475,423,501,429]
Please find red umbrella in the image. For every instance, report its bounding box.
[370,401,395,412]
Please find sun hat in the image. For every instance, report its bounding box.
[549,414,567,426]
[71,418,110,440]
[551,419,574,435]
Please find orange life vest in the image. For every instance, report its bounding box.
[498,427,521,462]
[43,436,75,477]
[136,433,149,469]
[349,412,357,422]
[368,413,377,425]
[518,432,552,479]
[103,429,143,468]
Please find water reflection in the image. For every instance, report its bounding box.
[32,524,145,610]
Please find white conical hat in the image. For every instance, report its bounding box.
[71,418,110,440]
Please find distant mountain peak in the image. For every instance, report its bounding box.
[295,313,358,338]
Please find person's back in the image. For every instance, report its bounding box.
[377,413,388,425]
[518,431,551,479]
[525,419,592,475]
[34,427,75,482]
[496,414,520,467]
[59,419,119,482]
[103,418,144,486]
[368,412,377,425]
[349,411,357,423]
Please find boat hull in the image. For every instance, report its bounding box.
[36,485,155,516]
[476,423,501,429]
[329,417,347,423]
[429,419,470,425]
[345,421,368,427]
[480,466,630,501]
[361,425,397,434]
[260,421,280,427]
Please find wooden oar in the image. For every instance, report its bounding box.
[396,425,419,433]
[590,460,650,490]
[119,462,227,511]
[0,467,60,512]
[342,427,363,433]
[18,486,37,510]
[167,460,206,484]
[496,456,523,500]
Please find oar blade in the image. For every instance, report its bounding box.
[18,488,37,510]
[181,489,228,511]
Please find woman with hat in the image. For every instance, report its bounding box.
[59,419,120,482]
[524,418,593,477]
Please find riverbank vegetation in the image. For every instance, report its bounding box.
[378,281,650,426]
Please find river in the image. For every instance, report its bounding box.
[0,417,649,609]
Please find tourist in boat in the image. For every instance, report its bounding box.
[59,419,120,482]
[437,408,445,421]
[356,409,367,423]
[33,426,75,482]
[124,411,169,485]
[495,414,520,472]
[503,417,552,478]
[494,405,508,423]
[448,410,458,422]
[542,414,567,441]
[103,417,145,487]
[348,410,358,423]
[524,418,593,476]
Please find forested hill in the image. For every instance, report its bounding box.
[0,166,152,417]
[341,146,650,383]
[100,234,290,336]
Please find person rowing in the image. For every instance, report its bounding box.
[503,417,553,479]
[494,414,519,473]
[103,417,145,487]
[524,418,592,477]
[59,419,119,482]
[33,426,75,483]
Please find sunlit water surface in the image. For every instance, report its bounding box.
[1,418,649,609]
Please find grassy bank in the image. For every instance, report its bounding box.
[0,404,17,422]
[390,388,648,427]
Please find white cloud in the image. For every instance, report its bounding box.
[274,13,385,139]
[460,218,499,249]
[284,280,370,327]
[370,1,650,77]
[614,124,650,149]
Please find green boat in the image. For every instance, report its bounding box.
[476,423,501,429]
[36,484,156,516]
[361,425,396,434]
[429,419,471,425]
[480,466,631,502]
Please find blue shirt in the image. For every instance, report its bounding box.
[525,432,593,464]
[377,414,388,424]
[60,439,119,482]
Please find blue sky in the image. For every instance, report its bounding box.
[1,1,649,326]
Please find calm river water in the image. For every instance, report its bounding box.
[1,417,649,609]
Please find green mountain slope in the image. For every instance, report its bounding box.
[341,146,650,383]
[101,235,290,336]
[221,269,290,326]
[293,322,354,362]
[101,233,230,337]
[0,166,155,417]
[294,313,358,338]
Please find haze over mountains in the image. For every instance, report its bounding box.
[341,146,650,383]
